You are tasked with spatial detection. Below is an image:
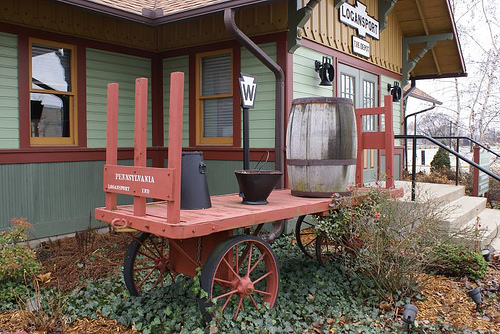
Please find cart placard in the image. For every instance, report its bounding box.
[103,164,174,200]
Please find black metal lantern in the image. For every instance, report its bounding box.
[387,81,402,102]
[315,56,335,86]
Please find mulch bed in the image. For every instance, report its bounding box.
[414,264,500,332]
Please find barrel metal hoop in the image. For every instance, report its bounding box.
[287,159,356,166]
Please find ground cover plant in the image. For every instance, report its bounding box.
[0,223,499,333]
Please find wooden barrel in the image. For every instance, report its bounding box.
[286,97,357,197]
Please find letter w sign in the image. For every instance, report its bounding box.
[239,73,257,109]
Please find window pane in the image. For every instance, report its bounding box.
[30,92,70,137]
[362,80,376,131]
[31,44,72,92]
[340,74,355,102]
[201,53,231,96]
[203,97,233,137]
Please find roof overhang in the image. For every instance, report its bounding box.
[394,0,467,81]
[48,0,277,26]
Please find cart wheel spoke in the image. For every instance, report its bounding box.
[221,292,235,311]
[124,233,174,296]
[234,297,244,320]
[246,243,253,275]
[138,268,156,289]
[315,234,339,266]
[152,271,164,290]
[134,265,157,271]
[215,289,238,301]
[255,289,272,297]
[199,235,280,321]
[253,271,272,285]
[248,253,266,275]
[222,257,240,279]
[249,295,259,310]
[214,277,233,286]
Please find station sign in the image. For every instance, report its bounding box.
[352,36,370,58]
[339,1,379,40]
[239,73,257,109]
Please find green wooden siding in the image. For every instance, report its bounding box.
[0,32,18,149]
[241,43,276,148]
[86,49,152,148]
[293,46,334,98]
[0,161,136,238]
[381,75,401,136]
[165,159,275,196]
[163,56,189,147]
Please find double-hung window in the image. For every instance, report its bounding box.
[29,39,77,145]
[196,50,233,145]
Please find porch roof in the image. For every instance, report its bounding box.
[50,0,275,24]
[50,0,466,80]
[394,0,467,80]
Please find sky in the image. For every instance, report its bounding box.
[405,0,500,137]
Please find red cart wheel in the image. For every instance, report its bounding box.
[199,235,280,320]
[295,215,319,258]
[123,232,175,296]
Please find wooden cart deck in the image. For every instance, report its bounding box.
[96,189,331,239]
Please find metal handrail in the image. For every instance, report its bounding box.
[394,134,500,201]
[431,136,500,160]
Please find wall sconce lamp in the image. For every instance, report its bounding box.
[387,81,402,102]
[402,304,418,333]
[315,56,334,86]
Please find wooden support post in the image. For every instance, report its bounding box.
[105,83,118,210]
[133,78,148,216]
[167,72,184,224]
[383,95,394,189]
[355,109,363,187]
[473,145,480,197]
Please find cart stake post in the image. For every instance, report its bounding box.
[355,95,394,188]
[166,72,184,224]
[133,78,148,216]
[105,83,118,210]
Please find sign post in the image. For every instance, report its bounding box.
[238,73,257,170]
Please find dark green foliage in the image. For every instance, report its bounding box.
[427,243,488,280]
[58,235,490,333]
[430,147,451,171]
[0,243,40,281]
[0,280,31,311]
[0,218,40,301]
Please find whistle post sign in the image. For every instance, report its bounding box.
[239,73,257,109]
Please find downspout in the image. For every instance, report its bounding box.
[224,8,285,189]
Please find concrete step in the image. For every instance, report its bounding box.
[395,181,465,205]
[459,208,500,250]
[442,196,487,230]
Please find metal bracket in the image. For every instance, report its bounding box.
[287,0,322,53]
[334,0,347,9]
[379,0,397,31]
[402,33,453,86]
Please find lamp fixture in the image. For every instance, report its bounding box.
[314,56,334,86]
[387,81,402,102]
[402,304,418,333]
[467,287,482,312]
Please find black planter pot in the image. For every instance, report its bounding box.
[234,170,283,205]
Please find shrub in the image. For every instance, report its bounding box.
[315,188,450,301]
[426,243,488,280]
[430,147,451,171]
[0,218,40,282]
